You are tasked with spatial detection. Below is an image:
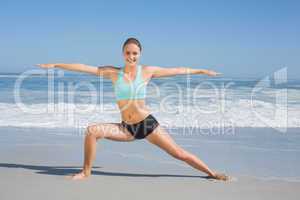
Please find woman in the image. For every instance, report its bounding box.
[36,38,228,181]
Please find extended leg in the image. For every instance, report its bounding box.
[146,125,228,181]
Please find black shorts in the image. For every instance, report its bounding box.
[121,114,159,140]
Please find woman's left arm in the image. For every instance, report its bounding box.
[145,66,222,78]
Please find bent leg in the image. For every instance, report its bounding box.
[146,125,228,180]
[69,123,135,180]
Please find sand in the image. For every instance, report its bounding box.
[0,127,299,200]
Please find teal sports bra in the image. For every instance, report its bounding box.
[113,65,146,101]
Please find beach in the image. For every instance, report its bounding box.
[1,74,300,199]
[1,0,300,198]
[1,126,299,200]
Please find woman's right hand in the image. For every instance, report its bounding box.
[35,63,56,68]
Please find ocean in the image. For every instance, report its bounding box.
[0,70,299,131]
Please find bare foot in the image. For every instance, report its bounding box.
[210,173,229,181]
[66,171,90,180]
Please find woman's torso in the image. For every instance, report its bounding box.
[111,65,152,124]
[117,99,150,123]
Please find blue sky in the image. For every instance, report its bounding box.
[1,0,299,78]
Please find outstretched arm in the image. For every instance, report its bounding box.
[35,63,118,79]
[146,66,221,78]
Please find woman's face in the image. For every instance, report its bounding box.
[123,43,141,67]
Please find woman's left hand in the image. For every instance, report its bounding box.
[206,70,222,76]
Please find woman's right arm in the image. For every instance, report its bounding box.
[36,63,118,79]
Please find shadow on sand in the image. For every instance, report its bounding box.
[0,162,212,179]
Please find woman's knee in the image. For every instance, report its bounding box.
[172,148,189,161]
[86,124,105,139]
